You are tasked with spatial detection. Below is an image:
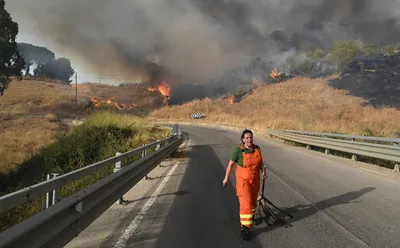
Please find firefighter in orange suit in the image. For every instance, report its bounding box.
[222,129,267,241]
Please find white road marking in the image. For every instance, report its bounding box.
[114,161,181,248]
[359,167,392,177]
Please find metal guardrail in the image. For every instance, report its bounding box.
[0,124,183,248]
[283,130,400,146]
[266,129,400,172]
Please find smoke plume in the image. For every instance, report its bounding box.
[5,0,400,85]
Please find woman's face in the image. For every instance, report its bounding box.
[242,133,253,147]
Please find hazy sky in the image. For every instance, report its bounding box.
[5,0,400,84]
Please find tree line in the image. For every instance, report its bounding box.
[17,42,74,84]
[0,0,74,96]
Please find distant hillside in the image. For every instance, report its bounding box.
[148,76,400,137]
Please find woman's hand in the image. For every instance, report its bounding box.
[223,160,235,187]
[222,177,228,187]
[262,166,268,179]
[262,170,268,179]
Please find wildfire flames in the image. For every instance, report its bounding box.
[87,98,137,111]
[146,80,171,106]
[228,95,235,104]
[147,80,171,97]
[91,97,100,107]
[270,68,281,81]
[158,80,171,98]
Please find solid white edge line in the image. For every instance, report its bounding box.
[114,161,180,248]
[359,167,392,177]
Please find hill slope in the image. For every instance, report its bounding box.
[148,76,400,137]
[0,79,163,173]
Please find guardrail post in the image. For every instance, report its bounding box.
[156,140,162,167]
[45,173,61,209]
[45,174,52,209]
[306,145,311,150]
[52,173,60,205]
[394,164,399,173]
[113,152,123,205]
[325,149,330,154]
[142,145,150,180]
[351,155,358,161]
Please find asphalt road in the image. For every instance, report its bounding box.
[69,124,400,248]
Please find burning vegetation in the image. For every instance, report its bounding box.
[270,68,281,82]
[147,80,171,106]
[82,79,173,111]
[85,97,137,111]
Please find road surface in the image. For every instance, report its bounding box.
[67,124,400,248]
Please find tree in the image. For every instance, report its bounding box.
[34,58,74,84]
[0,0,24,95]
[17,43,55,76]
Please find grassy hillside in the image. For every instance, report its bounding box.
[0,111,171,231]
[0,80,77,174]
[148,76,400,137]
[0,79,164,175]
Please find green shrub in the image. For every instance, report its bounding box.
[0,111,171,231]
[328,40,364,73]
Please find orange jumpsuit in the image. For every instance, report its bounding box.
[235,144,263,230]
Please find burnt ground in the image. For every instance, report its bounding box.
[328,54,400,109]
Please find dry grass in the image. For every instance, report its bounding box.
[0,79,163,175]
[0,80,77,174]
[0,80,77,117]
[148,76,400,137]
[74,82,163,108]
[0,118,60,174]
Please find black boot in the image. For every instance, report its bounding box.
[241,226,251,241]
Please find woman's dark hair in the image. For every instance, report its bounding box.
[241,129,253,141]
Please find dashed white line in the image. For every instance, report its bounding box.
[114,161,180,248]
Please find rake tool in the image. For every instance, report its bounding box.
[256,177,294,227]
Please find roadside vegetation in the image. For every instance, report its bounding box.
[0,111,171,232]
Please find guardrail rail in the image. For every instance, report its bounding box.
[266,129,400,173]
[0,124,183,248]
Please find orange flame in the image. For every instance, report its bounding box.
[128,103,138,110]
[114,103,126,110]
[147,87,156,92]
[228,95,234,104]
[91,97,100,107]
[270,68,281,80]
[158,80,171,97]
[90,98,137,111]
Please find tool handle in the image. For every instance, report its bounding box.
[261,177,266,195]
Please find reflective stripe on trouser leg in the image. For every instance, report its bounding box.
[238,180,253,229]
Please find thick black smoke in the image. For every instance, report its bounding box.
[5,0,400,86]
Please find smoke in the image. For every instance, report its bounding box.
[5,0,400,85]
